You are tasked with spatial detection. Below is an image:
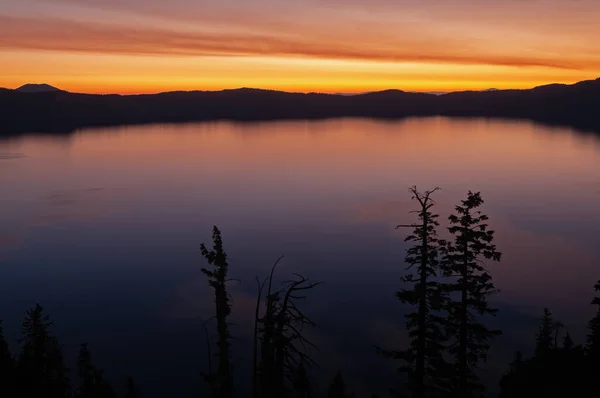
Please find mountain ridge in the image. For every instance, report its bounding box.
[12,78,599,96]
[1,78,599,135]
[15,83,62,93]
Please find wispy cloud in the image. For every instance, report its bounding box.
[0,15,594,70]
[2,0,599,92]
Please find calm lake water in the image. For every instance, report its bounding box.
[1,117,600,396]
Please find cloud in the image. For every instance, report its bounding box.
[0,15,594,70]
[0,153,27,160]
[38,0,600,44]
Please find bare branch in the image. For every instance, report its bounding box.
[267,255,285,298]
[396,224,418,229]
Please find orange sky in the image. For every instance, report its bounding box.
[1,0,600,94]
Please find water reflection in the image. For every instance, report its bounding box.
[0,117,599,396]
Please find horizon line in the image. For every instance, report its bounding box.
[5,77,599,96]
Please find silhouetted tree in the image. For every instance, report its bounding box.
[252,259,280,398]
[587,280,600,394]
[125,377,139,398]
[76,343,116,398]
[17,304,69,398]
[328,371,348,398]
[257,260,280,398]
[553,321,564,349]
[379,187,449,397]
[535,308,555,357]
[498,351,523,398]
[256,258,320,398]
[587,280,600,358]
[291,361,311,398]
[442,191,501,398]
[77,343,95,397]
[201,226,233,398]
[0,320,15,397]
[563,332,574,350]
[499,330,592,398]
[510,351,523,372]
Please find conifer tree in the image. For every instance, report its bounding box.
[587,279,600,396]
[201,226,233,398]
[76,343,116,398]
[498,344,592,398]
[498,351,523,398]
[78,343,95,396]
[379,187,448,398]
[553,321,564,349]
[442,191,501,398]
[562,333,574,350]
[587,280,600,359]
[535,308,555,357]
[328,371,348,398]
[0,320,15,397]
[125,377,139,398]
[17,304,69,398]
[291,361,311,398]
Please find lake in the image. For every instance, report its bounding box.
[1,117,599,397]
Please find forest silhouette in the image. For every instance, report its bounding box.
[1,188,598,397]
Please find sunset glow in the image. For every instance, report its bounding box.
[1,0,600,93]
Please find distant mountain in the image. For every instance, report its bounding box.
[1,78,599,135]
[16,84,62,93]
[333,92,365,96]
[410,91,448,95]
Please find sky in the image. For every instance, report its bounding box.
[1,0,600,94]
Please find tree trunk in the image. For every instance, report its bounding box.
[459,231,469,398]
[252,279,264,398]
[415,214,428,398]
[216,286,231,398]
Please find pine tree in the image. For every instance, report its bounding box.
[498,351,523,398]
[201,226,233,398]
[125,377,139,398]
[379,187,448,397]
[291,361,311,398]
[587,280,600,359]
[535,308,555,357]
[328,371,347,398]
[587,279,600,396]
[76,343,116,398]
[562,333,574,350]
[0,320,15,397]
[78,343,95,396]
[17,304,69,398]
[511,351,523,370]
[442,191,502,398]
[553,321,564,349]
